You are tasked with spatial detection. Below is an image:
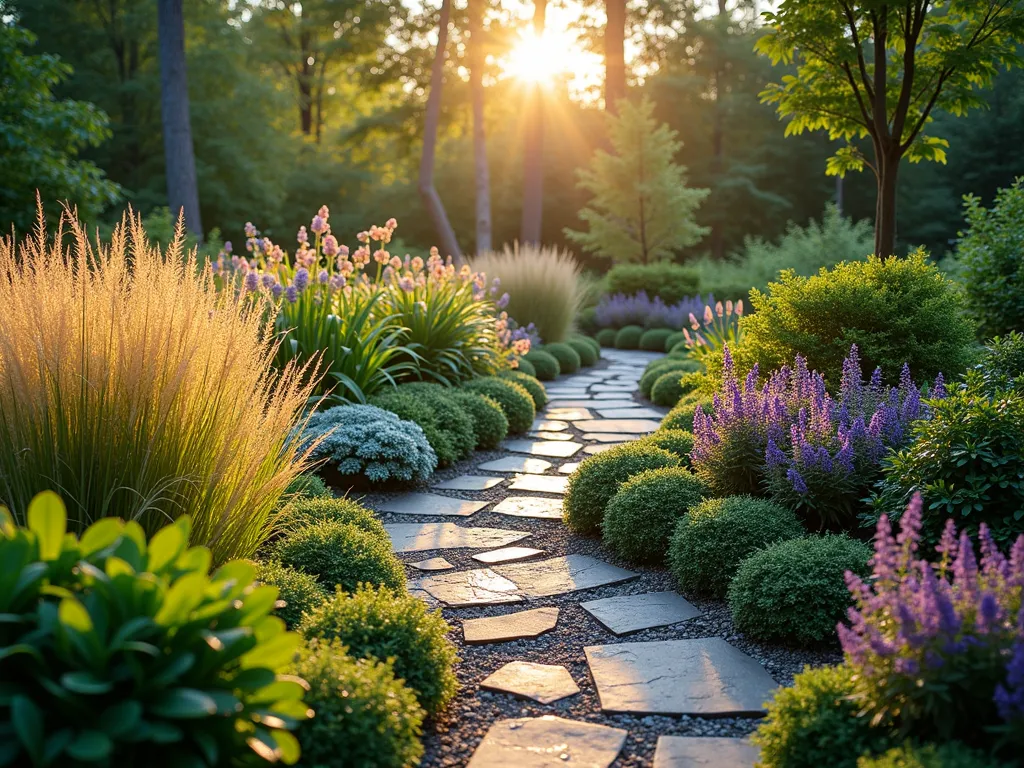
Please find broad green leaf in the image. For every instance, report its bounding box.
[66,731,112,762]
[146,520,187,573]
[61,671,112,695]
[79,519,124,557]
[27,491,66,561]
[272,729,301,765]
[149,688,217,719]
[98,701,142,737]
[154,572,206,626]
[11,696,43,765]
[58,598,94,634]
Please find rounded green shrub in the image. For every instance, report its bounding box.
[300,585,459,715]
[293,637,425,768]
[563,442,679,534]
[662,395,714,432]
[728,535,871,645]
[596,328,618,347]
[572,334,602,359]
[523,349,561,380]
[664,331,687,352]
[605,262,700,304]
[0,494,308,767]
[542,342,582,374]
[464,376,536,434]
[282,473,331,505]
[369,390,470,467]
[638,429,694,463]
[651,370,701,407]
[742,251,976,386]
[603,467,710,563]
[639,328,674,351]
[273,519,406,594]
[858,743,1010,768]
[567,337,598,366]
[452,391,509,449]
[281,496,387,539]
[515,356,537,377]
[614,324,645,349]
[976,331,1024,392]
[753,665,895,768]
[640,358,701,398]
[668,496,804,597]
[500,369,548,409]
[256,560,328,629]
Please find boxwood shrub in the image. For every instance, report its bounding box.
[603,466,710,563]
[640,358,701,398]
[500,369,548,409]
[273,519,406,594]
[464,376,536,434]
[371,388,474,467]
[639,328,674,351]
[637,429,695,464]
[567,337,598,366]
[564,442,679,534]
[661,394,714,432]
[596,328,618,347]
[282,473,331,504]
[452,391,509,449]
[668,495,804,597]
[542,342,582,374]
[515,356,537,377]
[0,493,308,767]
[300,585,459,715]
[651,370,701,407]
[753,665,895,768]
[858,743,1009,768]
[293,637,425,768]
[605,262,700,305]
[280,496,387,539]
[728,535,871,645]
[523,349,561,380]
[572,334,601,359]
[256,560,328,629]
[664,331,687,352]
[614,324,645,349]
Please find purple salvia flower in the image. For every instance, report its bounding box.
[293,267,310,292]
[284,284,297,303]
[244,270,259,292]
[787,468,808,494]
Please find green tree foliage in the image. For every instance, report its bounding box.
[0,23,120,232]
[564,97,710,263]
[758,0,1024,257]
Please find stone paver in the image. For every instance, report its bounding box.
[495,554,638,598]
[585,443,624,454]
[597,407,665,419]
[377,493,489,517]
[467,716,627,768]
[508,474,569,494]
[414,568,522,607]
[542,407,593,421]
[492,496,563,520]
[585,638,778,716]
[463,606,559,644]
[528,431,575,441]
[432,475,505,491]
[544,389,589,397]
[504,439,582,458]
[590,394,641,402]
[652,737,759,768]
[385,523,530,553]
[591,384,637,391]
[574,419,661,434]
[473,546,545,564]
[581,591,701,635]
[558,462,580,474]
[583,432,644,443]
[480,661,580,704]
[478,456,553,474]
[409,557,455,571]
[547,399,636,408]
[531,419,569,432]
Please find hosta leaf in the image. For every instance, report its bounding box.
[27,492,66,562]
[150,688,217,719]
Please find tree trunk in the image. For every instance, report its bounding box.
[156,0,203,240]
[874,145,900,257]
[468,0,492,254]
[418,0,463,263]
[709,0,727,259]
[520,0,547,245]
[605,0,626,112]
[298,30,313,136]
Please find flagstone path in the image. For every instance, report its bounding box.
[359,349,839,767]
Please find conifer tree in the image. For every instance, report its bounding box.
[565,97,709,263]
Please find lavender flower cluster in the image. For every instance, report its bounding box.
[839,494,1024,747]
[594,291,716,330]
[692,345,943,527]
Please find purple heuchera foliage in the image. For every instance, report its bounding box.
[840,494,1024,729]
[693,345,941,511]
[594,291,715,330]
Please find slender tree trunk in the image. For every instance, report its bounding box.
[468,0,492,254]
[418,0,463,263]
[156,0,203,240]
[874,146,900,257]
[520,0,547,245]
[298,31,313,135]
[605,0,627,112]
[709,0,727,259]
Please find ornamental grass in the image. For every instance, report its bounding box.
[0,207,316,562]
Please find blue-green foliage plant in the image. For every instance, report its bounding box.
[0,492,309,767]
[371,387,475,466]
[302,404,437,484]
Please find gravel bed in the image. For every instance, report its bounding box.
[333,357,839,767]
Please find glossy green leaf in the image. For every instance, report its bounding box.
[58,598,93,634]
[146,520,187,573]
[27,491,66,561]
[149,688,218,719]
[98,701,142,737]
[66,730,112,762]
[61,671,112,695]
[11,696,43,765]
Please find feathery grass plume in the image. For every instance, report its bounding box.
[472,242,583,343]
[0,205,317,562]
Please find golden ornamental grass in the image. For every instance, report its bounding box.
[0,206,318,562]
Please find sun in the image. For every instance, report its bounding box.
[499,25,604,99]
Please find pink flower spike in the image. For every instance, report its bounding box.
[704,305,714,324]
[736,299,744,316]
[716,301,724,317]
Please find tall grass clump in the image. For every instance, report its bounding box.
[473,242,583,343]
[0,207,316,562]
